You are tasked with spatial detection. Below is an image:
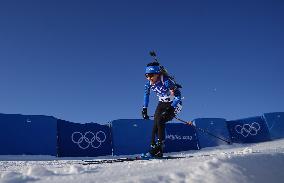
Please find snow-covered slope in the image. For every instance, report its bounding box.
[1,139,284,183]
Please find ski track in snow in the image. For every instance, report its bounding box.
[1,139,284,183]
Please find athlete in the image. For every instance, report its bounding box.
[142,61,182,157]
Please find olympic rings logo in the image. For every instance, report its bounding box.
[71,131,107,149]
[235,122,261,138]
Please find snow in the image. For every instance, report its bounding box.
[1,139,284,183]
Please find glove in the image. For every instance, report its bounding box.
[142,107,149,120]
[162,106,175,120]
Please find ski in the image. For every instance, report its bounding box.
[80,148,262,165]
[81,156,186,165]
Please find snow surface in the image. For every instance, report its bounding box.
[1,139,284,183]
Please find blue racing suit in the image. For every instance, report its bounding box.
[143,74,182,145]
[143,75,182,108]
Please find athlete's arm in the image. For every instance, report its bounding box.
[164,78,181,108]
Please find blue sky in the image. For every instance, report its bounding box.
[0,0,283,124]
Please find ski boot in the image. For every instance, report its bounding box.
[140,140,165,159]
[149,140,164,158]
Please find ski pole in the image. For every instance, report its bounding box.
[149,115,231,144]
[173,117,232,144]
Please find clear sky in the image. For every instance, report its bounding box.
[0,0,283,124]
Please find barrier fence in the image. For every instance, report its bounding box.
[57,119,112,157]
[0,114,57,155]
[0,112,283,156]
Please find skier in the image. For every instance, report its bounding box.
[142,61,182,157]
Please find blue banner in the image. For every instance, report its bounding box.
[0,113,57,155]
[194,118,231,148]
[263,112,284,139]
[111,119,199,155]
[57,119,112,157]
[111,119,153,155]
[164,123,199,152]
[227,116,271,143]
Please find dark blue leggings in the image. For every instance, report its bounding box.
[151,102,174,144]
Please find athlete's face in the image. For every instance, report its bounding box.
[145,73,160,84]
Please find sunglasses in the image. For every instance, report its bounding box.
[145,74,156,78]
